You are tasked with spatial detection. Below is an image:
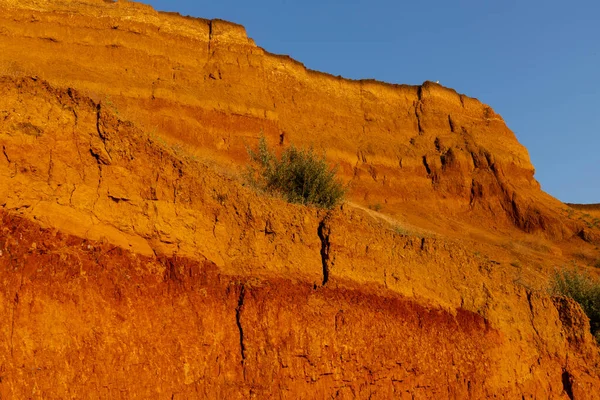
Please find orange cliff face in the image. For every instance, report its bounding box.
[0,0,600,398]
[0,0,588,241]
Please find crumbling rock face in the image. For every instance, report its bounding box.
[0,76,599,398]
[0,0,590,241]
[0,210,599,399]
[0,0,599,397]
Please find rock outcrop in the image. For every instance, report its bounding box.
[0,0,599,398]
[0,0,587,240]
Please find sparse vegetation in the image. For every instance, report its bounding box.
[393,225,409,236]
[368,203,383,212]
[246,136,345,209]
[102,96,120,117]
[550,269,600,342]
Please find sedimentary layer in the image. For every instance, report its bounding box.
[0,0,587,240]
[0,0,599,398]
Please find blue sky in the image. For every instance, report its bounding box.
[140,0,599,204]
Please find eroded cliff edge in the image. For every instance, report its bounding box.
[0,0,590,240]
[0,0,599,398]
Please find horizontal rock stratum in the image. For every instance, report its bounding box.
[0,0,599,398]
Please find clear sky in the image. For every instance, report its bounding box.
[140,0,599,204]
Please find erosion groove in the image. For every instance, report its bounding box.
[526,290,542,340]
[317,217,332,286]
[562,369,575,400]
[236,284,247,366]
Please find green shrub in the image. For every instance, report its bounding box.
[246,136,345,209]
[550,269,600,341]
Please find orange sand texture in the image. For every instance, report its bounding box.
[0,0,599,398]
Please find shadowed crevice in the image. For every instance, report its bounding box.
[562,369,574,400]
[236,284,246,365]
[317,217,331,286]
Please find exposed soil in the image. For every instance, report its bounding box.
[0,0,599,398]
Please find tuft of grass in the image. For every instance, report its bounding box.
[246,136,345,209]
[549,269,600,342]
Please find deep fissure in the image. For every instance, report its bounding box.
[317,217,331,286]
[235,284,246,365]
[561,369,574,400]
[422,156,431,175]
[415,85,423,134]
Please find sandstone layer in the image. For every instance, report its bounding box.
[0,0,590,241]
[0,0,599,398]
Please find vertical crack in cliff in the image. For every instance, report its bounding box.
[208,20,213,55]
[448,115,455,133]
[71,109,86,181]
[422,156,431,175]
[69,184,77,206]
[235,284,246,366]
[91,105,112,165]
[96,105,105,142]
[10,254,24,358]
[93,165,103,211]
[47,150,54,185]
[526,291,541,339]
[2,145,10,164]
[317,217,331,286]
[415,85,423,134]
[561,369,574,400]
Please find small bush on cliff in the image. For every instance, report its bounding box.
[550,269,600,342]
[246,136,345,209]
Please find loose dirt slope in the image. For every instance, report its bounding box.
[0,0,599,398]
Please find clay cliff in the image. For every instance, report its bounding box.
[0,0,585,240]
[0,0,599,398]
